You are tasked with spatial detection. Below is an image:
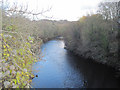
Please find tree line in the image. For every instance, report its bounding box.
[64,1,120,68]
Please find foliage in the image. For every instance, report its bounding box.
[1,32,38,88]
[64,2,119,67]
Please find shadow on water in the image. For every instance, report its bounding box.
[66,51,120,88]
[31,40,120,88]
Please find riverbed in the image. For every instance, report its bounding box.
[31,40,120,88]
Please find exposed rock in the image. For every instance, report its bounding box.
[4,81,10,88]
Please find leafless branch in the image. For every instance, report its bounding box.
[5,2,52,20]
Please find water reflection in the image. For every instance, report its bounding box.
[31,40,120,88]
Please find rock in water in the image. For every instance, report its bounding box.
[36,75,38,77]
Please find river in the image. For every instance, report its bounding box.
[31,40,120,88]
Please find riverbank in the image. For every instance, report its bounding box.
[31,39,120,88]
[64,45,120,77]
[43,37,120,72]
[1,33,38,88]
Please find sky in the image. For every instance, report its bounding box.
[7,0,103,21]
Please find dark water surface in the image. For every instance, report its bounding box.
[31,40,120,88]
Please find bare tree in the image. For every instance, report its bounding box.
[98,1,118,20]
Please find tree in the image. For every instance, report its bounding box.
[98,2,118,20]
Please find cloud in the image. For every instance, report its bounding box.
[8,0,102,21]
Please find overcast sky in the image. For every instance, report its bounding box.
[8,0,103,21]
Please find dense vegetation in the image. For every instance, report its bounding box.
[1,9,41,88]
[64,2,120,68]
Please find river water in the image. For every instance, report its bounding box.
[31,40,120,88]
